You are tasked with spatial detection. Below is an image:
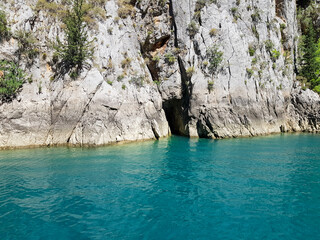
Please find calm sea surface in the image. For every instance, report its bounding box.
[0,134,320,239]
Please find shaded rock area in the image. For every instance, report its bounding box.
[0,0,319,148]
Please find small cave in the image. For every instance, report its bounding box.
[296,0,312,9]
[140,35,171,82]
[275,0,285,18]
[163,99,188,136]
[141,35,170,54]
[161,57,193,136]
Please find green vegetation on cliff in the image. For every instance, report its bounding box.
[297,2,320,93]
[0,11,9,42]
[35,0,106,26]
[54,0,94,78]
[0,60,26,102]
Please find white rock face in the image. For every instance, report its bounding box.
[0,0,170,147]
[0,0,319,148]
[168,0,310,138]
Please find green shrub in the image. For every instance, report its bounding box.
[231,7,239,21]
[231,7,238,15]
[246,68,254,78]
[209,28,218,37]
[130,75,144,87]
[195,0,206,12]
[35,0,67,19]
[0,11,9,42]
[251,57,257,65]
[186,66,195,77]
[35,0,106,27]
[83,0,107,22]
[157,0,167,7]
[121,57,131,68]
[14,30,39,60]
[280,23,286,31]
[117,0,135,19]
[208,80,214,92]
[117,74,125,81]
[271,49,280,62]
[313,85,320,93]
[265,39,274,53]
[187,21,199,38]
[152,55,160,62]
[206,45,223,75]
[54,0,94,78]
[0,60,25,102]
[248,45,256,56]
[251,9,261,22]
[106,79,113,85]
[251,25,259,39]
[193,11,201,21]
[164,53,175,65]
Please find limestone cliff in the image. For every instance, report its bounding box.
[0,0,319,148]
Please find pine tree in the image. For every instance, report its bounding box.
[310,39,320,92]
[55,0,93,78]
[300,20,319,83]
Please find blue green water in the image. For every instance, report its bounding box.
[0,134,320,239]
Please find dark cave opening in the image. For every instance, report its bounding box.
[275,0,285,17]
[296,0,312,9]
[163,99,187,136]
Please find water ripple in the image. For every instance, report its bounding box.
[0,134,320,239]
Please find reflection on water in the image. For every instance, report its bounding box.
[0,134,320,239]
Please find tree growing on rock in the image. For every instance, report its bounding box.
[0,10,10,42]
[309,39,320,93]
[300,19,318,82]
[206,45,223,75]
[54,0,94,78]
[0,60,26,103]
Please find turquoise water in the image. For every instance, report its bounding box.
[0,134,320,239]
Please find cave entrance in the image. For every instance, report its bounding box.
[296,0,312,9]
[275,0,284,17]
[163,99,188,136]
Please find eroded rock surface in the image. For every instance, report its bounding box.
[0,0,319,148]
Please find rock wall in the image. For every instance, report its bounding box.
[0,0,319,148]
[166,0,302,138]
